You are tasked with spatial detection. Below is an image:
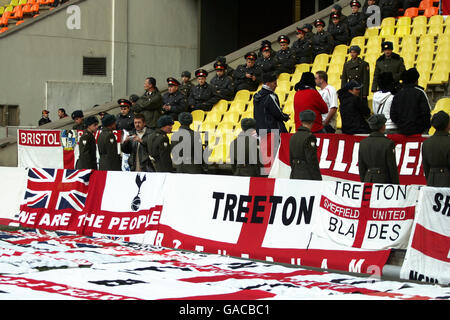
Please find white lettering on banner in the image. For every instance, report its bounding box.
[317,138,332,169]
[321,259,328,269]
[400,142,420,175]
[348,143,360,175]
[195,245,204,252]
[290,258,301,265]
[333,140,347,172]
[19,131,60,146]
[349,259,365,273]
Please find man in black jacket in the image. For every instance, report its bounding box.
[233,52,263,92]
[337,80,371,134]
[253,72,290,135]
[312,19,334,56]
[188,69,220,112]
[210,61,235,101]
[378,0,400,19]
[274,35,296,75]
[38,110,51,126]
[291,27,313,64]
[162,77,188,120]
[347,0,366,39]
[390,68,431,135]
[328,12,350,47]
[256,41,277,74]
[116,99,135,132]
[76,116,99,170]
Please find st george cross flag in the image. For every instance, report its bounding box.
[18,168,92,233]
[311,181,419,250]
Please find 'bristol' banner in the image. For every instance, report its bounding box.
[400,187,450,285]
[269,133,427,185]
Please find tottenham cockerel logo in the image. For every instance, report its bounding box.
[131,174,146,211]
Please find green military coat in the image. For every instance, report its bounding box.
[97,127,122,171]
[341,57,371,98]
[371,52,406,92]
[76,130,97,170]
[148,129,174,173]
[289,126,322,180]
[422,131,450,187]
[229,131,263,177]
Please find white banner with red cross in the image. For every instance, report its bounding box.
[400,187,450,286]
[311,181,419,250]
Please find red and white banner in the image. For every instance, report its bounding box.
[158,174,391,274]
[17,129,122,170]
[400,187,450,286]
[269,133,427,185]
[0,167,28,226]
[312,181,419,250]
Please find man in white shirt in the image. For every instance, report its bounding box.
[315,71,338,133]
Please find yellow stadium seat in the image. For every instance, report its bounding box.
[366,36,382,53]
[191,109,205,123]
[364,27,380,37]
[397,16,411,27]
[228,100,247,113]
[381,17,396,27]
[380,26,395,36]
[335,109,342,130]
[295,63,311,73]
[221,111,240,124]
[313,53,329,66]
[216,121,236,134]
[411,24,427,36]
[276,80,291,92]
[234,89,251,102]
[172,121,181,132]
[204,110,222,123]
[429,14,444,26]
[209,143,229,164]
[246,101,254,113]
[333,44,348,55]
[400,35,417,51]
[327,63,343,74]
[190,121,202,131]
[434,97,450,110]
[383,35,399,47]
[364,52,379,65]
[350,36,365,49]
[212,99,228,113]
[241,110,253,119]
[199,121,217,133]
[428,23,443,35]
[429,65,449,85]
[278,73,291,82]
[395,25,411,37]
[290,72,303,85]
[275,89,288,104]
[418,34,435,48]
[412,15,428,26]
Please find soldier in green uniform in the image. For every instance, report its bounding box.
[132,77,163,129]
[341,45,370,101]
[97,114,122,171]
[372,41,406,93]
[289,110,322,180]
[229,118,263,177]
[171,112,205,174]
[71,110,85,131]
[76,116,99,170]
[358,114,399,184]
[422,111,450,187]
[148,115,174,173]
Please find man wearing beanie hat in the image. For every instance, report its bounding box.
[422,111,450,187]
[390,67,431,135]
[147,115,174,172]
[274,35,296,75]
[233,51,263,92]
[97,114,122,171]
[289,110,322,180]
[372,41,405,92]
[253,72,290,135]
[76,116,99,170]
[358,114,399,184]
[229,118,263,177]
[171,112,205,174]
[132,77,163,129]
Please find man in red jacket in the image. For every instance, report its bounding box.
[293,72,329,133]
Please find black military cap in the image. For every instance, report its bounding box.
[101,114,116,127]
[244,52,257,60]
[331,12,341,20]
[349,45,361,54]
[157,115,175,128]
[167,77,181,86]
[85,116,99,127]
[431,111,450,131]
[178,112,193,125]
[381,41,394,51]
[401,67,420,84]
[350,0,362,7]
[296,26,306,34]
[260,40,272,52]
[129,94,139,103]
[367,114,387,130]
[181,71,191,78]
[344,80,363,90]
[262,72,277,83]
[195,69,208,78]
[118,98,131,107]
[278,35,290,44]
[300,110,316,122]
[213,61,227,70]
[314,19,326,28]
[241,118,257,131]
[71,110,84,120]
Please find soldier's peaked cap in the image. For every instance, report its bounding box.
[314,19,325,27]
[245,51,257,60]
[195,69,208,78]
[118,98,131,107]
[278,35,290,44]
[350,0,361,7]
[167,77,180,86]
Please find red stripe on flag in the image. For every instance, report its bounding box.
[411,223,450,263]
[63,149,75,169]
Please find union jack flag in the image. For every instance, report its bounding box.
[23,168,92,212]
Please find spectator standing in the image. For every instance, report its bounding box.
[76,116,99,170]
[372,72,398,134]
[132,77,163,129]
[253,72,290,135]
[372,41,406,93]
[390,68,431,135]
[341,45,370,104]
[38,110,51,126]
[422,111,450,187]
[289,110,322,181]
[315,71,338,133]
[188,69,220,112]
[293,72,328,134]
[358,114,399,184]
[147,115,175,173]
[233,52,262,92]
[162,77,188,120]
[337,80,371,134]
[116,99,135,132]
